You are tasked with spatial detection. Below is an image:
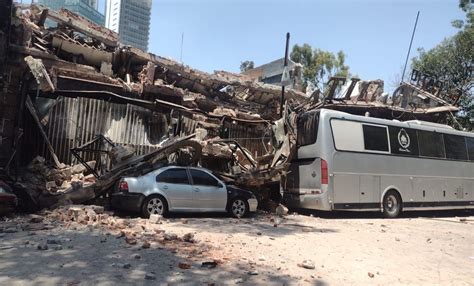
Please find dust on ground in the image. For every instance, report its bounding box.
[0,208,473,285]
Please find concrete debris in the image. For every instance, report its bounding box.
[145,273,156,280]
[201,261,219,269]
[3,204,213,264]
[149,214,162,224]
[24,56,55,92]
[125,236,137,245]
[164,232,178,241]
[37,244,48,251]
[29,214,44,223]
[141,241,151,249]
[122,263,132,269]
[182,233,196,243]
[275,204,289,216]
[46,239,61,244]
[109,145,136,166]
[298,260,316,270]
[178,262,192,269]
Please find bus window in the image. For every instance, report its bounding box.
[297,111,319,146]
[417,130,446,158]
[467,137,474,161]
[444,134,468,160]
[388,126,419,156]
[362,124,389,152]
[331,120,364,152]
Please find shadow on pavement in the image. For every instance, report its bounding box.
[0,223,306,285]
[294,208,474,219]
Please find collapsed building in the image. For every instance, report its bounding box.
[0,1,462,210]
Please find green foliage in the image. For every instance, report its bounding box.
[290,44,349,92]
[240,60,255,73]
[411,0,473,129]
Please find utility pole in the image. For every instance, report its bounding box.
[401,11,420,84]
[280,32,290,117]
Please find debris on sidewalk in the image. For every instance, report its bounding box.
[298,260,316,270]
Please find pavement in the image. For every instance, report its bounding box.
[0,209,473,285]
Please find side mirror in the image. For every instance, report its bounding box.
[217,182,224,188]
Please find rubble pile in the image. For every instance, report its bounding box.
[23,156,96,193]
[14,156,97,209]
[0,2,298,205]
[39,205,212,259]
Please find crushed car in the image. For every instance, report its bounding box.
[111,165,258,218]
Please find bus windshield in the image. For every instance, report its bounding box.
[297,110,320,146]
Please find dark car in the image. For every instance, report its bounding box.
[0,181,17,216]
[111,166,258,218]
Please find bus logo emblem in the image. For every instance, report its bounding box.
[398,129,410,149]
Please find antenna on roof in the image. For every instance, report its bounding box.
[400,11,420,84]
[180,32,184,64]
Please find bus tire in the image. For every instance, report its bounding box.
[382,190,402,218]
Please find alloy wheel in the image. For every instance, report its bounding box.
[147,198,164,215]
[232,199,246,218]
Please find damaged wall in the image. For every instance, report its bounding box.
[23,97,171,165]
[21,96,270,166]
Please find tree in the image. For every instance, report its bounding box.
[290,43,350,92]
[240,60,255,73]
[411,0,473,129]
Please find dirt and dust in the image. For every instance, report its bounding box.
[0,209,473,285]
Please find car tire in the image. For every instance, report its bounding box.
[142,195,168,217]
[228,197,249,218]
[382,191,402,218]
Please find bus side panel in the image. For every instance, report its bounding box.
[381,176,413,202]
[446,179,472,201]
[413,178,446,202]
[464,180,474,201]
[333,174,359,204]
[359,175,381,204]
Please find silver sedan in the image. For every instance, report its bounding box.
[111,166,258,218]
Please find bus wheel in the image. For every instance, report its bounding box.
[382,191,402,218]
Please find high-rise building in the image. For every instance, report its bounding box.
[38,0,105,26]
[105,0,152,52]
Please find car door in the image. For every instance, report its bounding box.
[155,167,193,210]
[189,169,227,211]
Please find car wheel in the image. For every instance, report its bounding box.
[382,191,402,218]
[229,197,249,218]
[142,195,168,217]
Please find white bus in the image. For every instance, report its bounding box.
[283,109,474,218]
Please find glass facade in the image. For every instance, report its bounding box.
[39,0,105,26]
[118,0,151,51]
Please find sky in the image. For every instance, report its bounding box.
[141,0,464,92]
